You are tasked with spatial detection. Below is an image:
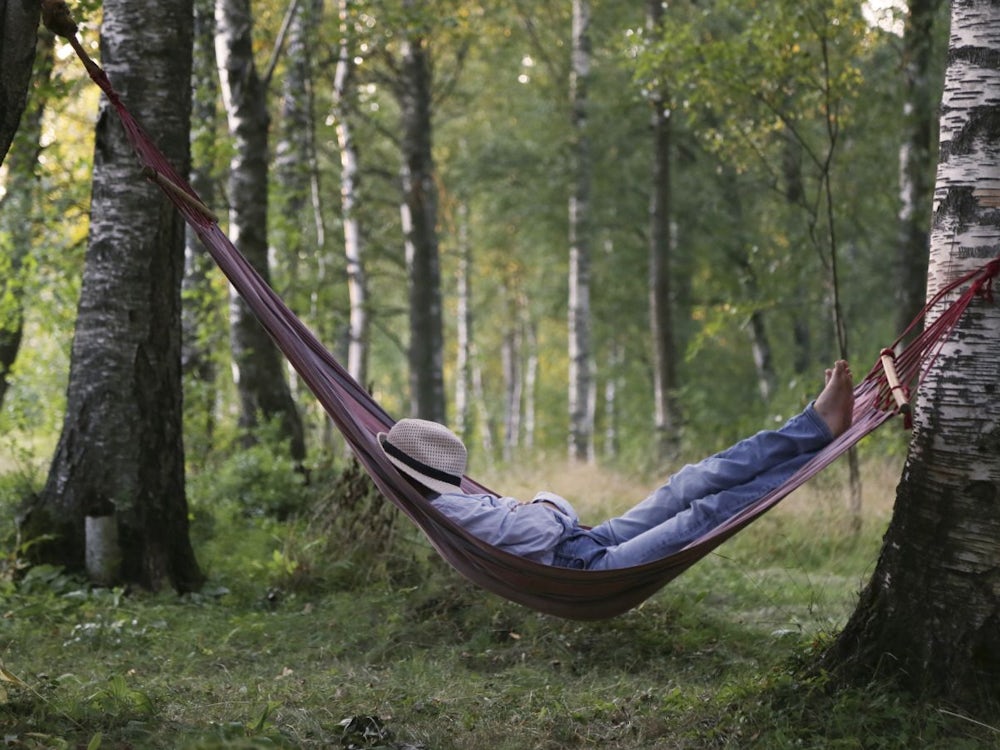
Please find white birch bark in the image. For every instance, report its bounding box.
[398,0,445,422]
[502,319,522,461]
[333,0,368,388]
[215,0,306,461]
[568,0,593,461]
[830,0,1000,698]
[646,0,681,462]
[455,201,471,439]
[523,316,538,451]
[29,0,202,591]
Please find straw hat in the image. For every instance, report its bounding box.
[378,418,467,495]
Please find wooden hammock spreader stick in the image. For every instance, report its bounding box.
[879,348,911,416]
[141,167,220,223]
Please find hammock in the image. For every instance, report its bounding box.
[60,29,1000,620]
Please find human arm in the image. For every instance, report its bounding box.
[430,492,578,563]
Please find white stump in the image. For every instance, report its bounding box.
[85,514,120,586]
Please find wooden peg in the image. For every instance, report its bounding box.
[141,167,219,222]
[879,349,911,415]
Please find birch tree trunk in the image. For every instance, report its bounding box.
[723,172,777,404]
[603,340,622,460]
[274,0,319,296]
[398,2,445,423]
[646,0,681,462]
[894,0,941,337]
[182,0,223,451]
[746,310,776,402]
[0,31,52,408]
[568,0,594,462]
[0,0,40,165]
[471,349,495,459]
[455,205,497,456]
[523,319,538,451]
[502,317,521,461]
[455,201,471,440]
[24,0,202,592]
[736,260,777,403]
[216,0,305,462]
[332,0,368,388]
[826,0,1000,703]
[784,134,812,377]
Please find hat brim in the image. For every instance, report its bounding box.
[377,432,464,496]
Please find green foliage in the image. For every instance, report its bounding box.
[0,2,973,744]
[187,429,424,601]
[8,0,938,468]
[189,420,313,521]
[2,459,997,747]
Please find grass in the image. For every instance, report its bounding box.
[2,453,999,749]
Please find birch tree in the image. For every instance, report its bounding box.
[645,0,681,462]
[274,0,322,302]
[567,0,593,462]
[216,0,306,462]
[826,0,1000,703]
[182,0,224,451]
[331,0,368,388]
[501,312,521,461]
[455,200,471,439]
[398,0,445,423]
[24,0,202,592]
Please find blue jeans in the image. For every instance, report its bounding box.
[551,404,832,570]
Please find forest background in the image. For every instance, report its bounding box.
[7,0,998,746]
[0,0,944,477]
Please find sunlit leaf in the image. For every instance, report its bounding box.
[0,662,27,687]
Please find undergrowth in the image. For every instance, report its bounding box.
[1,452,998,748]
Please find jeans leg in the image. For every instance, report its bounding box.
[586,450,817,569]
[587,405,831,547]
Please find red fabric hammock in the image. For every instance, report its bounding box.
[66,39,1000,620]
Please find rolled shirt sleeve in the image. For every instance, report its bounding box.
[431,491,579,564]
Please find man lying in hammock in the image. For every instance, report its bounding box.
[378,360,854,570]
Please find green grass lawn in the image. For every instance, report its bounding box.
[2,456,998,748]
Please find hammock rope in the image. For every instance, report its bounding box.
[55,21,1000,620]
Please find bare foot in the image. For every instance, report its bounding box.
[814,360,854,437]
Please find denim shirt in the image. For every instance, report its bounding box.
[431,490,581,564]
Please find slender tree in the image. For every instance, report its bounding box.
[825,0,1000,705]
[215,0,306,462]
[331,0,369,389]
[182,0,224,452]
[645,0,681,461]
[501,307,521,461]
[274,0,320,297]
[23,0,202,592]
[523,317,538,451]
[455,200,472,440]
[567,0,594,461]
[397,0,446,423]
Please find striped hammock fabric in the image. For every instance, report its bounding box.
[67,38,1000,620]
